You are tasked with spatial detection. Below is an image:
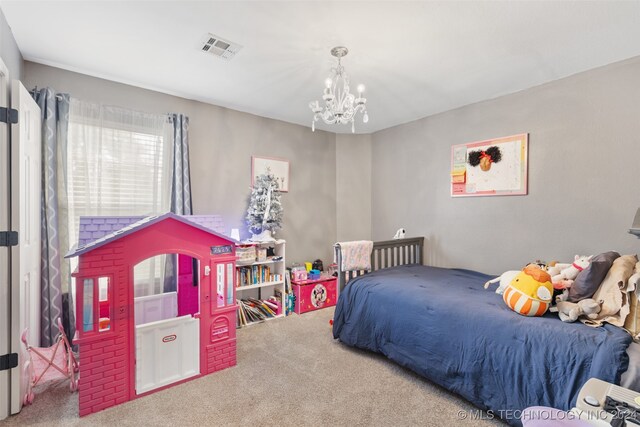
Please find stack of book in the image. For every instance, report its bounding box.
[236,265,282,287]
[236,297,280,327]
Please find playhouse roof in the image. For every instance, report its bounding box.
[77,216,146,247]
[65,212,236,259]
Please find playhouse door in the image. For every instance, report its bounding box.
[135,315,199,395]
[199,260,235,375]
[9,81,41,414]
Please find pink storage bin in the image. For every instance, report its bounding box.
[292,276,337,314]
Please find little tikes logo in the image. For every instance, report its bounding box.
[162,334,177,343]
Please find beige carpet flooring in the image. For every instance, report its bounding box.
[3,308,504,426]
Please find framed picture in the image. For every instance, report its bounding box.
[251,156,290,192]
[451,133,528,197]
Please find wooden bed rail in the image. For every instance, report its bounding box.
[334,237,424,293]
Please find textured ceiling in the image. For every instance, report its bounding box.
[2,1,640,134]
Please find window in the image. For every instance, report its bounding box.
[98,277,111,332]
[82,279,94,332]
[81,276,111,334]
[66,101,173,294]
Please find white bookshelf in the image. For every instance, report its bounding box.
[235,239,286,327]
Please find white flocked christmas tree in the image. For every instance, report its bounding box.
[246,169,283,241]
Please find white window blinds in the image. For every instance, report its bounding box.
[67,100,173,295]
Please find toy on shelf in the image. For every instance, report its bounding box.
[308,269,321,280]
[312,259,324,271]
[65,213,238,416]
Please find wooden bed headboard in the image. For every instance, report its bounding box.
[333,237,424,293]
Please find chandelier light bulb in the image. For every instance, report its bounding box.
[325,78,333,88]
[357,84,365,94]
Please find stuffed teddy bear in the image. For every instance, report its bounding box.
[554,298,602,322]
[551,255,592,284]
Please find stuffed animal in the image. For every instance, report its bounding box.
[551,255,592,284]
[484,270,520,295]
[484,263,545,295]
[551,279,575,303]
[547,262,568,277]
[554,298,602,322]
[393,228,406,239]
[503,265,554,317]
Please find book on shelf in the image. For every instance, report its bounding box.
[236,296,282,327]
[236,265,283,287]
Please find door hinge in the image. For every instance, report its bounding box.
[0,353,18,371]
[0,107,18,124]
[0,231,18,247]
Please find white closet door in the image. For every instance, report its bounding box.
[0,57,10,422]
[10,80,41,414]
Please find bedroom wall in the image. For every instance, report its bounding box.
[371,56,640,275]
[0,7,22,80]
[23,62,337,264]
[336,133,372,241]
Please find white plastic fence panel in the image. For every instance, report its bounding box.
[135,315,199,394]
[134,291,177,326]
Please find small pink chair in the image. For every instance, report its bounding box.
[21,318,79,405]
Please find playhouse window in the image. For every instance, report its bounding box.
[82,279,94,332]
[81,276,111,334]
[98,277,111,332]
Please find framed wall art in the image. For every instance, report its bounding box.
[251,156,290,192]
[451,133,528,197]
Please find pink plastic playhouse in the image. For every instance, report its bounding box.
[65,213,238,416]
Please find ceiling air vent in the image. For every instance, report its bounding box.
[200,33,242,60]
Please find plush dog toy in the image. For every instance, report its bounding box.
[551,255,592,284]
[484,263,546,295]
[393,228,406,239]
[553,298,602,322]
[484,270,520,295]
[503,265,554,317]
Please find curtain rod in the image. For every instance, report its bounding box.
[30,86,66,99]
[30,86,183,121]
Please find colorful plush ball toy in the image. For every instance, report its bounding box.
[503,265,554,317]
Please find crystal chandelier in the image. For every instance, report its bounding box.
[309,46,368,133]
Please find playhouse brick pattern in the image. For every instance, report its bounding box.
[77,242,129,416]
[68,214,237,416]
[208,338,237,373]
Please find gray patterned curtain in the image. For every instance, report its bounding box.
[31,88,74,346]
[164,114,192,292]
[170,114,192,215]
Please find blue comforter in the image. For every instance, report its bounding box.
[333,265,631,425]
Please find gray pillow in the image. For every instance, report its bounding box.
[568,251,620,302]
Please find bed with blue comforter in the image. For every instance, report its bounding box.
[332,264,632,426]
